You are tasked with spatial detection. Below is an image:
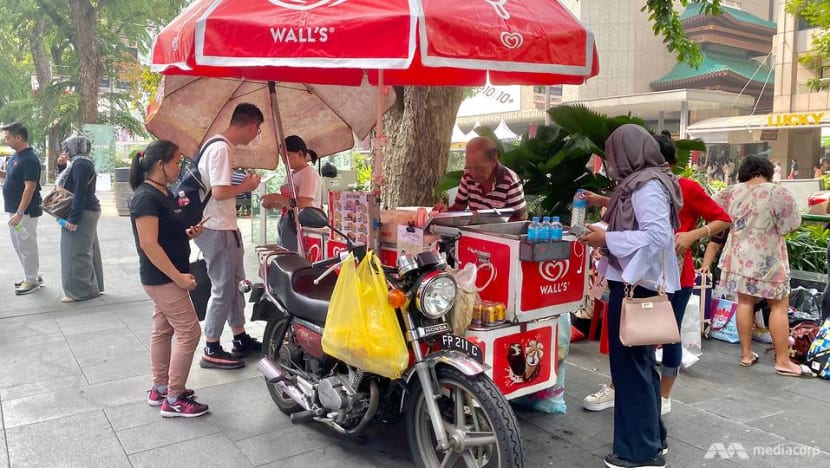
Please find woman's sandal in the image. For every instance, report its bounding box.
[61,296,76,303]
[738,352,759,367]
[775,364,815,378]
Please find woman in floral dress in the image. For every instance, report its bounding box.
[713,156,808,377]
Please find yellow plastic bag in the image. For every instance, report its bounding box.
[321,252,409,379]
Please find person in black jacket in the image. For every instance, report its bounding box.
[58,136,103,302]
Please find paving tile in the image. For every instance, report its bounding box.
[265,443,412,468]
[64,327,146,366]
[661,402,788,453]
[746,406,830,453]
[82,352,150,385]
[116,418,219,454]
[105,400,162,432]
[57,311,126,336]
[5,411,130,468]
[235,423,333,465]
[0,340,82,389]
[0,430,7,468]
[0,374,87,401]
[690,391,789,424]
[191,377,292,441]
[184,362,262,389]
[128,433,253,468]
[2,374,149,428]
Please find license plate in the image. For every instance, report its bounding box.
[440,335,484,364]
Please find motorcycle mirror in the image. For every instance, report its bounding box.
[297,207,329,229]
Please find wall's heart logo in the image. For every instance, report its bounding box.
[268,0,347,11]
[539,260,569,283]
[500,32,524,49]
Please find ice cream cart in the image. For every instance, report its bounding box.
[383,210,589,400]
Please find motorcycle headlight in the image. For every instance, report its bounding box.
[416,271,457,319]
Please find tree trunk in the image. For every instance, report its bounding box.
[68,0,101,123]
[30,19,61,180]
[381,86,465,209]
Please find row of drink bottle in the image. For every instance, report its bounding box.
[526,189,588,243]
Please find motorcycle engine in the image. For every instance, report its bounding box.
[317,374,358,411]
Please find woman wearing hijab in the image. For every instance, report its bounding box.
[59,136,104,303]
[579,125,682,468]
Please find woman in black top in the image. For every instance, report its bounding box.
[129,140,209,418]
[59,136,104,302]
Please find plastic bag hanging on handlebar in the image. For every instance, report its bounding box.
[321,251,409,379]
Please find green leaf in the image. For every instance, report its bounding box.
[435,170,463,195]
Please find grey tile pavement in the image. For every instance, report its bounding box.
[0,196,828,467]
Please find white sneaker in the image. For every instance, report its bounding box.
[661,397,672,415]
[583,384,615,411]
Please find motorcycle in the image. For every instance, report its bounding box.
[240,207,524,467]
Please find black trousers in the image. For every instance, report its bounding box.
[607,280,666,462]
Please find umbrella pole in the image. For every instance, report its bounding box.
[267,81,305,257]
[371,70,385,194]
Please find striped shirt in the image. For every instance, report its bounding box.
[455,163,527,214]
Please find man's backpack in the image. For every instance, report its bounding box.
[173,137,226,227]
[806,318,830,379]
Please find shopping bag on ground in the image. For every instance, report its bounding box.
[710,298,740,343]
[806,318,830,379]
[681,294,703,364]
[321,252,409,378]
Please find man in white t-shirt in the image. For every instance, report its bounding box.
[195,103,263,370]
[261,135,322,252]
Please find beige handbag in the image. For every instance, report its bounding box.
[619,254,680,347]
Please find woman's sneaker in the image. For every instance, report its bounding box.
[583,384,615,411]
[147,388,195,407]
[160,396,209,418]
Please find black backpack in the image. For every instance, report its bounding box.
[173,137,226,227]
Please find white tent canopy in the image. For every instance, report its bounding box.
[451,123,467,144]
[464,120,482,142]
[493,118,518,142]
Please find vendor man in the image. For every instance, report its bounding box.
[439,136,527,221]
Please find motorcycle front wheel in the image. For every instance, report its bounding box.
[262,317,304,415]
[405,366,524,468]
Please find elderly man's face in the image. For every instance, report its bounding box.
[465,146,497,185]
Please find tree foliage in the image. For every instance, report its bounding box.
[787,0,830,91]
[0,0,186,162]
[643,0,722,67]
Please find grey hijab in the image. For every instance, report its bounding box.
[57,136,95,187]
[601,125,683,267]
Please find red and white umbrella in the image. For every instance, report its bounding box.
[151,0,598,86]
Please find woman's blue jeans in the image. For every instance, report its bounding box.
[607,280,666,462]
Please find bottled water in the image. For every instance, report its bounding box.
[57,218,69,228]
[550,216,563,241]
[528,217,541,243]
[540,216,552,243]
[14,223,29,240]
[572,189,588,229]
[177,190,190,207]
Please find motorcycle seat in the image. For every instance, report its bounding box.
[268,254,336,325]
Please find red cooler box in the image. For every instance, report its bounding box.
[457,223,589,322]
[301,228,327,262]
[464,320,559,399]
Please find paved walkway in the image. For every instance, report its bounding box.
[0,192,828,467]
